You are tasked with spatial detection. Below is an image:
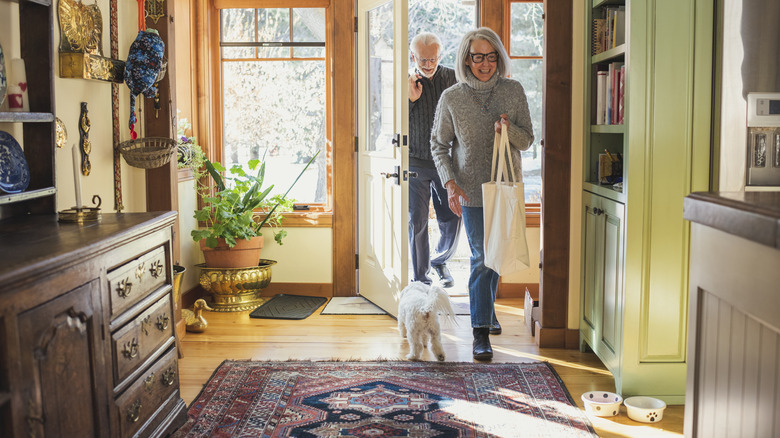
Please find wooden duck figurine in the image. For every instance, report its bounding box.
[183,299,213,333]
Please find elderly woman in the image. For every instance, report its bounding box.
[431,27,534,360]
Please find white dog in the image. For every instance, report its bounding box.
[397,282,457,361]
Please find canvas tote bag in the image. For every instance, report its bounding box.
[482,124,530,275]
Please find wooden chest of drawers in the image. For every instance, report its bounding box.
[0,212,186,437]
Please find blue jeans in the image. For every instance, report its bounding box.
[408,165,462,283]
[461,206,499,328]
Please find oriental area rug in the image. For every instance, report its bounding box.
[174,360,597,437]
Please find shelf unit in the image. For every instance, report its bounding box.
[0,0,56,221]
[579,0,714,403]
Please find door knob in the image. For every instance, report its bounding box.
[380,165,401,185]
[380,172,398,179]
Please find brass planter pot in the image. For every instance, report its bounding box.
[197,259,276,312]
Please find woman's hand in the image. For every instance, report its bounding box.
[494,113,509,133]
[445,180,468,217]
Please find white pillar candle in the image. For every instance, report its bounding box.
[72,144,82,209]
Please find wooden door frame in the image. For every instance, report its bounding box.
[483,0,572,348]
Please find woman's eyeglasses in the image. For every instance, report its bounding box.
[468,52,498,63]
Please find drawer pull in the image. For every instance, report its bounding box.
[127,400,142,423]
[135,262,146,280]
[162,367,176,386]
[156,313,170,331]
[122,338,139,359]
[116,278,133,298]
[150,260,164,278]
[144,373,156,393]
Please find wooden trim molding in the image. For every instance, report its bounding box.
[536,0,573,348]
[497,282,538,299]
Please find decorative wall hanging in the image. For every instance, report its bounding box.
[124,28,164,139]
[110,0,123,212]
[58,0,125,83]
[55,117,68,148]
[145,0,165,24]
[79,102,91,175]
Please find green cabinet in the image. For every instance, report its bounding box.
[578,0,713,403]
[581,191,624,375]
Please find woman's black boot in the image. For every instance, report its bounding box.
[472,328,493,360]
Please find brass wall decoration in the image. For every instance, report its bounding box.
[79,102,91,175]
[58,0,125,83]
[55,117,67,148]
[145,0,165,25]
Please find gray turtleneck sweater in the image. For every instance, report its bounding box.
[431,69,534,207]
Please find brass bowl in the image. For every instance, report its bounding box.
[197,259,276,312]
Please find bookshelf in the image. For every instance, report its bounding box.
[579,0,714,403]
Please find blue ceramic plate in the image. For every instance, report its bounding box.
[0,131,30,193]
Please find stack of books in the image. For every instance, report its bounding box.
[592,6,626,55]
[595,63,625,125]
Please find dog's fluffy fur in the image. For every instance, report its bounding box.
[397,282,457,361]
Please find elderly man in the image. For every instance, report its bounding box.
[408,32,460,287]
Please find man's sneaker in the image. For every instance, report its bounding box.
[432,264,454,288]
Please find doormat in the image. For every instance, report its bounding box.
[248,294,327,320]
[174,360,597,437]
[320,296,387,315]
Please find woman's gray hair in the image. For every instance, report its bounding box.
[454,27,511,82]
[410,32,442,55]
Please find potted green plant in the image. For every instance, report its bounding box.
[191,152,318,268]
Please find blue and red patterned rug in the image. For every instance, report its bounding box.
[175,360,597,437]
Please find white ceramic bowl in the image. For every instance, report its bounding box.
[581,391,623,417]
[624,396,666,423]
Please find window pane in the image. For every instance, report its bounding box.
[257,8,290,42]
[221,60,327,203]
[293,47,325,58]
[367,2,394,152]
[222,47,254,59]
[510,59,542,202]
[293,9,325,42]
[510,2,544,57]
[408,0,476,67]
[221,9,255,42]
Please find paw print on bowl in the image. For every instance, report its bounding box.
[624,396,666,423]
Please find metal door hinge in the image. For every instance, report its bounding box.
[355,254,359,269]
[354,17,358,32]
[355,135,359,152]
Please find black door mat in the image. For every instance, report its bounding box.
[249,294,328,320]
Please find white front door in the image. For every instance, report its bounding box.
[357,0,409,317]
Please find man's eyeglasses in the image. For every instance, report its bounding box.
[468,52,498,63]
[414,55,441,66]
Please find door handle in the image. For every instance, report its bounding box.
[380,165,401,185]
[405,170,418,179]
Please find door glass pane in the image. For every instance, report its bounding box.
[510,2,544,57]
[510,58,542,202]
[408,0,476,67]
[367,1,394,152]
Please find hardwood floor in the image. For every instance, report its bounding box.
[177,298,684,437]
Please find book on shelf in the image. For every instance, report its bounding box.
[618,64,625,124]
[596,70,607,125]
[601,5,626,50]
[592,18,607,55]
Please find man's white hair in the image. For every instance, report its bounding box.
[410,32,442,55]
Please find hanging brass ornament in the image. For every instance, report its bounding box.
[145,0,165,25]
[79,102,91,176]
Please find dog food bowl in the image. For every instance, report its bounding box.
[624,396,666,423]
[581,391,622,417]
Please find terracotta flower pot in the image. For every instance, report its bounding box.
[199,235,264,268]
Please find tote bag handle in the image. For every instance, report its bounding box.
[490,124,519,184]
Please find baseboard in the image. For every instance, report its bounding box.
[498,282,539,299]
[534,323,579,349]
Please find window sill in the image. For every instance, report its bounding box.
[255,211,333,228]
[177,167,194,182]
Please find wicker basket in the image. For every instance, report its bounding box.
[118,137,177,169]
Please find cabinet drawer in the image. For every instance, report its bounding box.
[113,294,174,384]
[108,246,167,318]
[114,347,179,438]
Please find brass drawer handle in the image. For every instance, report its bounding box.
[122,338,139,359]
[144,372,156,393]
[150,260,164,278]
[127,400,142,423]
[116,278,133,298]
[135,262,146,280]
[162,367,176,387]
[156,313,169,331]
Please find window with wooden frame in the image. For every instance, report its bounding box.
[212,1,333,225]
[505,0,543,226]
